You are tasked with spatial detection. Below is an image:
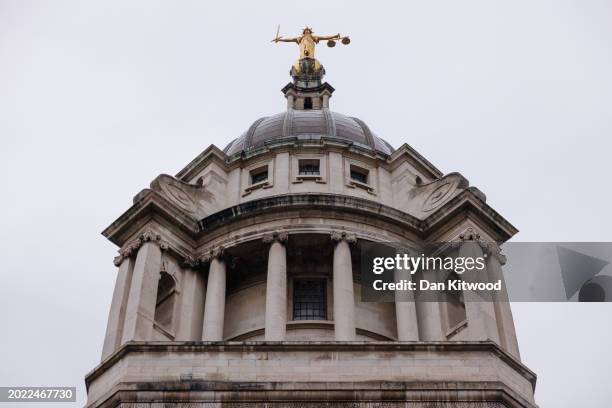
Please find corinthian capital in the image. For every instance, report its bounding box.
[199,246,225,263]
[483,242,507,265]
[113,229,169,266]
[181,255,200,268]
[262,231,289,244]
[331,231,357,244]
[459,227,481,242]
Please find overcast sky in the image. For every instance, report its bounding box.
[1,1,611,407]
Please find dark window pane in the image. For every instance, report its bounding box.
[293,280,327,320]
[299,162,320,175]
[251,170,268,184]
[350,169,368,184]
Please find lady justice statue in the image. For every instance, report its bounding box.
[272,27,350,75]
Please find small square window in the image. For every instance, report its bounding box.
[298,159,320,176]
[293,279,327,321]
[250,166,268,185]
[350,165,369,184]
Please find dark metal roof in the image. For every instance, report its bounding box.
[224,109,394,156]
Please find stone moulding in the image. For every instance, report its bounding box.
[97,387,527,408]
[85,341,537,408]
[198,194,423,233]
[85,341,536,391]
[106,192,515,269]
[197,192,517,241]
[103,190,200,244]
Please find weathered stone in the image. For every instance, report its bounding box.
[91,45,534,408]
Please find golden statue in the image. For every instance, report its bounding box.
[272,26,350,73]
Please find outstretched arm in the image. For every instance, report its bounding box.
[313,33,341,41]
[272,36,300,43]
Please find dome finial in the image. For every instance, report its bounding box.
[273,26,349,110]
[271,26,350,75]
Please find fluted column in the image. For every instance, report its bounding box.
[202,247,226,341]
[486,244,520,358]
[458,229,500,343]
[331,231,357,341]
[121,235,164,343]
[101,256,135,359]
[264,232,288,341]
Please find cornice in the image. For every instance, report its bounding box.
[422,188,518,242]
[85,340,537,392]
[198,193,424,235]
[224,138,389,167]
[175,144,227,182]
[388,143,444,179]
[102,190,199,246]
[103,190,517,255]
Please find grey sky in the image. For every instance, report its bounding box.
[1,1,611,406]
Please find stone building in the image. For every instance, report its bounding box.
[85,47,537,407]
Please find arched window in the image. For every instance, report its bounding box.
[154,272,176,332]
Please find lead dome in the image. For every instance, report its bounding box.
[224,110,394,156]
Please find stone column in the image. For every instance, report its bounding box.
[414,295,445,340]
[121,232,165,343]
[202,248,226,341]
[101,255,135,359]
[458,230,500,343]
[322,94,330,108]
[264,232,288,341]
[486,244,521,358]
[331,231,357,341]
[175,265,206,341]
[394,264,419,341]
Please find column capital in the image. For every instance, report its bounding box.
[451,227,507,265]
[483,242,507,265]
[113,229,169,266]
[262,231,288,244]
[448,227,486,250]
[459,227,481,242]
[181,255,200,268]
[330,231,357,244]
[199,246,225,263]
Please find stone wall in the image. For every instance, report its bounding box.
[85,342,536,408]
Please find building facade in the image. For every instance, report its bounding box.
[85,45,537,407]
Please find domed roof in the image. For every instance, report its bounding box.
[224,109,394,156]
